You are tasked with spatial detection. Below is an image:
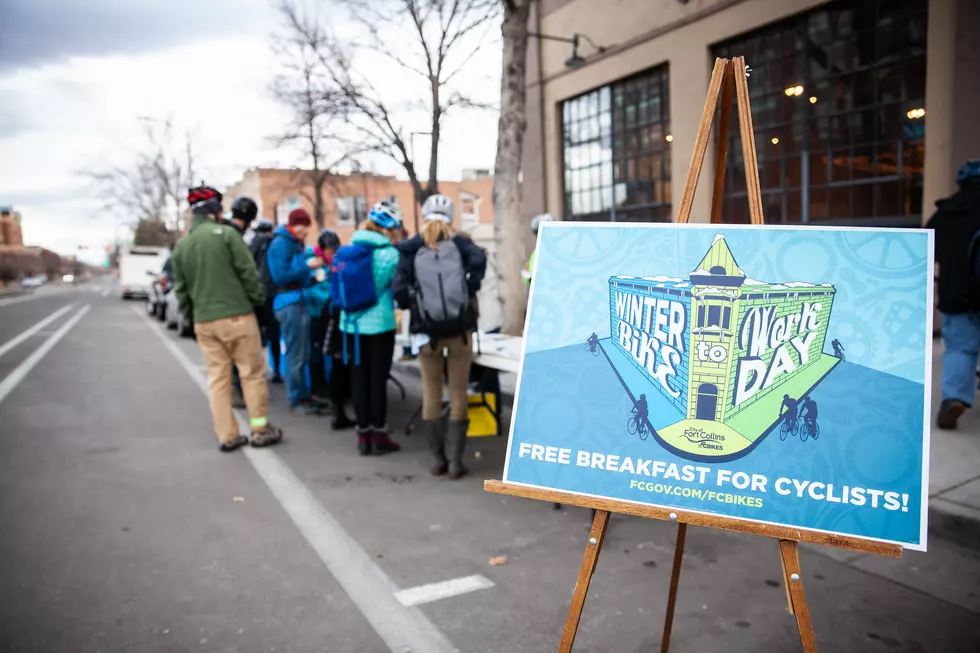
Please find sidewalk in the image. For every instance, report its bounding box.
[929,338,980,547]
[396,338,980,549]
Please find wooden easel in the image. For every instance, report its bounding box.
[485,57,903,653]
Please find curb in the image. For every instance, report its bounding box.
[928,498,980,549]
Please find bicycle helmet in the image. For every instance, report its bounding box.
[252,218,273,233]
[318,228,341,252]
[957,159,980,186]
[368,201,401,229]
[530,213,555,235]
[421,193,453,223]
[377,198,403,225]
[231,196,258,224]
[188,184,223,215]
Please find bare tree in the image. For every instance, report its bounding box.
[277,0,500,213]
[271,31,358,227]
[493,0,532,335]
[82,118,197,235]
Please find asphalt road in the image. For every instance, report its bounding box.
[0,279,978,653]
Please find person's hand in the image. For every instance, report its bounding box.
[307,256,324,269]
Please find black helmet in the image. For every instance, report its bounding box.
[231,196,258,224]
[188,184,223,215]
[318,228,341,252]
[252,218,273,234]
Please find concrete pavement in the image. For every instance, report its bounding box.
[0,279,978,652]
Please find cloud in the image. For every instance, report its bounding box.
[0,0,273,72]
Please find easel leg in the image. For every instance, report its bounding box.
[558,510,610,653]
[660,523,688,653]
[778,540,818,653]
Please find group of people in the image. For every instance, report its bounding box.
[170,184,487,479]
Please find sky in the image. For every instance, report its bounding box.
[0,0,502,264]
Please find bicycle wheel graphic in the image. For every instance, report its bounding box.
[811,423,820,440]
[627,416,638,436]
[638,422,650,441]
[800,423,810,443]
[780,420,791,441]
[836,232,925,278]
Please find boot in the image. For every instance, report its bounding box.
[421,419,447,476]
[356,427,373,456]
[371,426,401,455]
[332,410,356,431]
[445,419,469,480]
[250,424,284,448]
[937,399,968,430]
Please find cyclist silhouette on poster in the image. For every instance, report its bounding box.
[831,338,845,361]
[627,394,650,439]
[586,332,600,355]
[780,394,800,430]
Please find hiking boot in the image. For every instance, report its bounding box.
[291,401,322,416]
[219,435,249,453]
[311,395,334,412]
[445,419,469,479]
[371,427,401,455]
[937,399,968,430]
[356,428,373,456]
[420,419,447,476]
[250,425,284,448]
[332,412,356,431]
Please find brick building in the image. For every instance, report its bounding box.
[0,207,24,247]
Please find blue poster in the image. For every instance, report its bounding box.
[503,223,933,551]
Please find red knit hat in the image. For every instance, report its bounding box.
[288,208,312,226]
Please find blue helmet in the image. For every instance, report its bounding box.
[368,201,401,229]
[957,159,980,186]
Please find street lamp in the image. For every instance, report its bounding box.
[528,32,607,69]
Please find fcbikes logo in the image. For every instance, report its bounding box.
[606,235,841,462]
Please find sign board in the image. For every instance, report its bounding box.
[504,223,933,550]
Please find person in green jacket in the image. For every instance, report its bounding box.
[340,203,401,456]
[172,185,282,452]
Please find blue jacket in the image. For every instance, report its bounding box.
[267,225,313,311]
[340,229,399,335]
[305,246,331,317]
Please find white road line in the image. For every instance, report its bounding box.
[0,304,74,361]
[0,305,90,407]
[135,307,459,653]
[394,575,495,607]
[0,288,69,308]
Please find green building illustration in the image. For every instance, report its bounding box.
[608,234,840,461]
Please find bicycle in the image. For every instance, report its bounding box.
[800,420,820,442]
[586,341,599,356]
[627,409,649,441]
[835,350,846,362]
[779,415,800,441]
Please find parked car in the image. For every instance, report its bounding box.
[164,288,194,338]
[20,277,40,289]
[145,269,171,322]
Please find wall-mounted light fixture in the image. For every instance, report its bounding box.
[529,32,607,69]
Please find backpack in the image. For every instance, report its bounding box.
[330,242,385,365]
[252,234,279,300]
[412,238,473,337]
[329,242,382,313]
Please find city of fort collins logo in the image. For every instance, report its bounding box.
[607,234,840,462]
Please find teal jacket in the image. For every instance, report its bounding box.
[340,229,399,335]
[305,246,331,317]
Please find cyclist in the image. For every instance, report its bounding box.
[587,332,599,352]
[633,393,649,429]
[831,338,845,359]
[801,396,818,432]
[780,393,800,430]
[523,213,555,286]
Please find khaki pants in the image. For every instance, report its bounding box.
[419,335,473,421]
[195,313,269,444]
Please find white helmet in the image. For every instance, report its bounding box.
[377,198,403,225]
[530,213,555,235]
[422,193,454,223]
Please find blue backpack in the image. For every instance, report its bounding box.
[329,242,382,364]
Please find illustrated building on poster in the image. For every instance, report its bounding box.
[607,234,839,461]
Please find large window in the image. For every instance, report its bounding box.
[562,65,672,222]
[713,0,927,225]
